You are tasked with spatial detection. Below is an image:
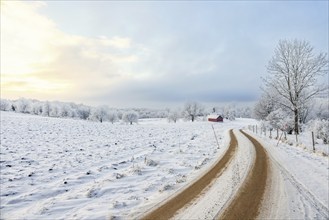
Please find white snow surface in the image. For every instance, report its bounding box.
[249,131,329,219]
[0,112,251,219]
[1,111,328,219]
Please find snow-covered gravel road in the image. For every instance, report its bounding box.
[144,130,329,219]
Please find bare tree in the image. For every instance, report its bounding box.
[167,109,180,123]
[123,111,139,125]
[89,106,109,123]
[76,105,91,120]
[42,101,51,117]
[253,90,279,120]
[108,111,118,124]
[182,101,204,122]
[0,99,12,111]
[264,39,328,134]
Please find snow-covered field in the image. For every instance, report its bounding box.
[0,111,251,219]
[1,111,328,219]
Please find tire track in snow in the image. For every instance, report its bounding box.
[268,148,329,219]
[141,129,238,220]
[248,132,329,219]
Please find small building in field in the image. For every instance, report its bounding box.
[207,114,224,122]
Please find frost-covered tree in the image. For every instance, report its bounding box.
[168,110,180,123]
[14,98,32,113]
[117,111,123,120]
[76,105,91,120]
[0,99,12,111]
[50,103,60,117]
[108,111,118,124]
[182,101,204,122]
[266,108,294,132]
[254,90,280,120]
[42,101,51,117]
[58,104,74,118]
[264,39,328,134]
[242,107,252,118]
[227,108,236,121]
[89,106,109,123]
[311,98,329,120]
[31,101,43,115]
[123,111,139,125]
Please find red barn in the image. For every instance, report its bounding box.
[208,114,224,122]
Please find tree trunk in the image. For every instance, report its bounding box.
[191,115,195,122]
[294,108,299,134]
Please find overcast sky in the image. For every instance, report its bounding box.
[1,1,328,108]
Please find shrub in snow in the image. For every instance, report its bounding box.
[159,183,174,192]
[114,173,125,179]
[112,201,127,209]
[122,111,139,125]
[308,119,329,144]
[131,165,142,175]
[145,158,158,167]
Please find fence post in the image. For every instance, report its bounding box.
[276,128,279,139]
[276,131,284,147]
[212,125,220,149]
[256,125,258,134]
[312,132,315,151]
[295,133,298,144]
[269,129,272,139]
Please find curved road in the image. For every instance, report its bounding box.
[140,129,328,219]
[217,130,269,219]
[141,129,237,220]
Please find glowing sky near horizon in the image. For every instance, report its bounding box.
[1,1,328,108]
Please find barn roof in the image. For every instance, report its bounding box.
[207,114,223,119]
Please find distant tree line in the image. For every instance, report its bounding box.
[0,98,170,124]
[1,98,253,124]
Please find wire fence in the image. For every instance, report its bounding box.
[247,125,328,155]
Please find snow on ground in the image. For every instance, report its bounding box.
[248,130,329,218]
[0,111,252,219]
[1,111,327,219]
[174,129,255,219]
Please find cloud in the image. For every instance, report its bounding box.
[1,1,146,102]
[1,1,327,107]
